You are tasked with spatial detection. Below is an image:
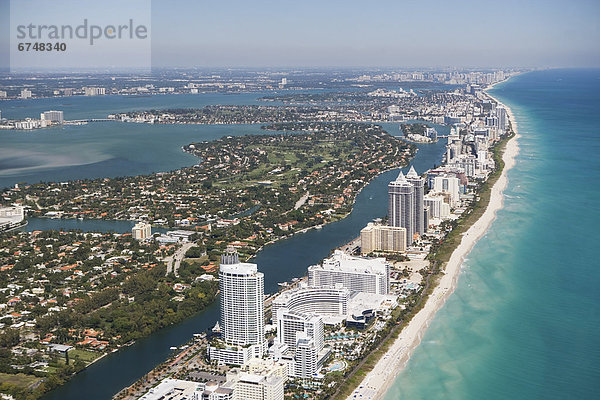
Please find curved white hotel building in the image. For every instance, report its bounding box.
[271,285,350,325]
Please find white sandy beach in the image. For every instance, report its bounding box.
[348,91,520,400]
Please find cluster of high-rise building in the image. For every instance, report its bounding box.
[363,93,509,251]
[148,90,512,398]
[272,309,328,379]
[206,246,394,389]
[442,108,503,180]
[360,164,434,253]
[382,162,462,241]
[435,97,509,195]
[350,69,514,85]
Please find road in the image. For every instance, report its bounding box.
[114,337,209,400]
[165,242,196,276]
[339,236,361,254]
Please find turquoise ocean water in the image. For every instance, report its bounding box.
[384,69,600,399]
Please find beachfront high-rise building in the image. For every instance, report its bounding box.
[307,250,390,295]
[432,175,461,207]
[274,309,328,379]
[496,106,507,132]
[276,309,324,354]
[423,194,451,219]
[293,334,322,379]
[360,223,406,254]
[209,248,266,365]
[388,171,415,246]
[406,166,425,235]
[20,89,32,99]
[226,369,285,400]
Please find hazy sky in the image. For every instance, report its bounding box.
[150,0,599,68]
[3,0,600,69]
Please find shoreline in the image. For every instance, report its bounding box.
[349,87,520,400]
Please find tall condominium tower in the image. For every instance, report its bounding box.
[388,171,415,246]
[219,248,265,352]
[406,166,425,235]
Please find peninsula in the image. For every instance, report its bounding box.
[343,88,519,400]
[0,69,523,400]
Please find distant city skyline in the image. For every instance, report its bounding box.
[1,0,599,70]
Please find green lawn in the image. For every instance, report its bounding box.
[0,372,42,389]
[184,255,209,264]
[68,349,102,364]
[51,348,102,367]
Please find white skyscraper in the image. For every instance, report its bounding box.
[432,175,461,207]
[406,166,425,235]
[210,248,266,364]
[275,309,327,379]
[388,171,415,246]
[220,249,265,349]
[276,309,324,354]
[293,334,319,379]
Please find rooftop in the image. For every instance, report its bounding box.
[309,250,389,275]
[138,378,199,400]
[219,261,259,276]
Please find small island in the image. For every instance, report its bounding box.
[400,122,438,143]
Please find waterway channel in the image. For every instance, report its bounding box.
[39,130,446,399]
